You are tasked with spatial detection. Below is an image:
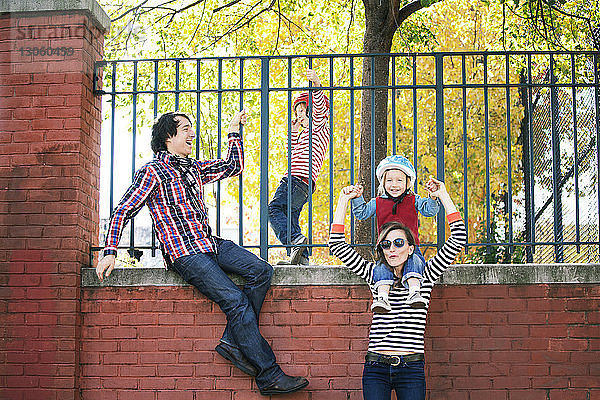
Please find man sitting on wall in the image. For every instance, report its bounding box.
[96,109,309,396]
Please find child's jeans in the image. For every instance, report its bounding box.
[372,247,425,290]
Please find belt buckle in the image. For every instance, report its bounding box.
[390,356,401,366]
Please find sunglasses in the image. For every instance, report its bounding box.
[379,238,406,250]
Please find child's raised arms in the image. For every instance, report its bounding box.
[424,177,443,199]
[341,184,363,199]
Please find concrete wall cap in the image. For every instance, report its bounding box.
[82,263,600,287]
[0,0,110,32]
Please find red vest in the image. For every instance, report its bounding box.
[376,193,420,245]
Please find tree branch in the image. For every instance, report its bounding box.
[546,1,563,49]
[541,0,592,23]
[502,2,506,50]
[198,0,276,52]
[392,0,425,31]
[214,0,243,13]
[345,0,356,53]
[277,12,319,46]
[274,0,281,53]
[188,0,209,45]
[111,0,151,23]
[177,0,206,14]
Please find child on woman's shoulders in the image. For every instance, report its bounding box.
[344,155,440,313]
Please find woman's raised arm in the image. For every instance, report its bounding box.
[332,186,358,226]
[329,186,372,282]
[422,177,467,282]
[425,177,458,216]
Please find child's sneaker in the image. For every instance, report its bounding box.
[289,235,308,265]
[405,292,428,309]
[371,295,392,313]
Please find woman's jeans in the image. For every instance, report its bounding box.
[171,238,283,389]
[362,360,426,400]
[268,176,310,258]
[372,247,425,290]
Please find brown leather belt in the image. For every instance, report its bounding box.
[365,351,424,366]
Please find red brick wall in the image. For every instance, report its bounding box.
[0,11,105,400]
[81,284,599,400]
[427,285,599,400]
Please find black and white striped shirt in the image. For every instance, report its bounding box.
[328,216,467,355]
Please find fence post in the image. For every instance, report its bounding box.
[259,57,270,260]
[0,1,109,398]
[595,52,600,258]
[549,55,564,262]
[520,68,534,263]
[435,54,446,248]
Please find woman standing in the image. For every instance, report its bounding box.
[328,178,466,400]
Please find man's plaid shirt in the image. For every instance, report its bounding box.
[102,132,243,263]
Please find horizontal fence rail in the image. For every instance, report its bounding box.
[92,51,600,266]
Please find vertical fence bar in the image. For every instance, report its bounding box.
[259,57,270,260]
[329,57,334,230]
[594,53,600,256]
[155,61,160,118]
[434,53,445,247]
[128,61,138,259]
[549,54,564,262]
[307,56,314,254]
[238,59,245,246]
[216,59,223,236]
[286,57,293,247]
[571,54,580,252]
[391,55,396,155]
[152,60,159,256]
[349,56,355,243]
[175,60,180,110]
[370,55,376,241]
[109,62,116,213]
[527,54,536,260]
[520,67,532,262]
[484,54,491,254]
[196,60,201,157]
[461,55,468,253]
[412,55,418,194]
[195,60,202,172]
[506,54,514,255]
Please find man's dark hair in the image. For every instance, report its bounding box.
[151,112,192,153]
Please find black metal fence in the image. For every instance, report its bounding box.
[92,51,600,266]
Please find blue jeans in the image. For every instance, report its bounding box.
[268,176,310,258]
[372,247,425,290]
[171,238,283,389]
[362,359,426,400]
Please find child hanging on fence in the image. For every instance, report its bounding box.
[344,155,441,312]
[268,69,330,265]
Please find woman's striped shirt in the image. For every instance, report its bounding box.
[328,214,467,355]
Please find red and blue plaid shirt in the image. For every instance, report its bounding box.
[103,132,244,264]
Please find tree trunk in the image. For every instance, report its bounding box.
[356,0,425,254]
